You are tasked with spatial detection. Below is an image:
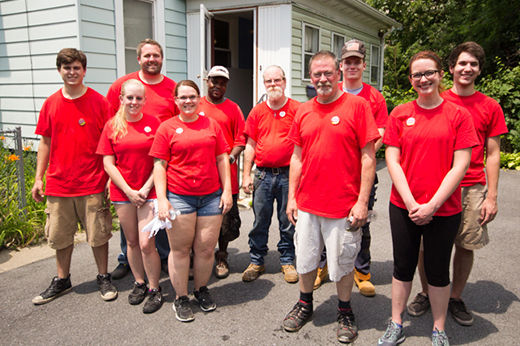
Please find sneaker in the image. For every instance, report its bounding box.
[173,296,195,322]
[378,320,405,345]
[354,269,375,297]
[432,328,450,346]
[407,292,430,316]
[448,298,473,326]
[282,301,313,332]
[128,281,147,305]
[281,264,298,283]
[32,275,72,305]
[242,263,265,282]
[96,273,118,301]
[214,251,229,279]
[143,287,163,314]
[111,263,130,280]
[313,264,328,290]
[336,309,358,343]
[194,286,217,312]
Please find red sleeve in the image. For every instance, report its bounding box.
[96,122,115,156]
[288,111,302,146]
[486,101,508,138]
[35,98,52,137]
[106,82,122,116]
[214,122,230,156]
[149,122,171,161]
[454,108,479,150]
[383,108,403,148]
[374,96,389,128]
[244,108,258,141]
[233,105,246,147]
[356,100,380,148]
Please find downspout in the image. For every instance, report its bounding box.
[378,26,396,91]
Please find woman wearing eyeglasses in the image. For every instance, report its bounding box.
[378,51,478,346]
[150,80,232,322]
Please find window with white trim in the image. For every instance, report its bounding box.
[331,33,345,61]
[123,0,154,74]
[370,44,380,86]
[302,23,319,80]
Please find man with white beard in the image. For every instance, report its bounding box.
[241,65,300,283]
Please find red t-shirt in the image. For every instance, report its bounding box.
[442,90,508,187]
[245,98,300,167]
[198,97,246,194]
[149,115,229,196]
[96,114,161,202]
[341,82,388,128]
[288,93,380,218]
[383,100,479,216]
[106,71,178,122]
[35,88,110,197]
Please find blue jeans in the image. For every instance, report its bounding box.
[118,227,170,264]
[248,167,295,265]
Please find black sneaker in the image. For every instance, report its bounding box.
[32,275,72,305]
[143,287,163,314]
[407,292,430,316]
[173,296,195,322]
[449,298,473,326]
[282,301,313,332]
[128,281,147,305]
[111,263,130,280]
[194,286,216,312]
[96,273,118,301]
[337,309,358,343]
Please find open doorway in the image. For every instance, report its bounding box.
[211,11,254,116]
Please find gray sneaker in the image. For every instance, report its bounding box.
[407,292,430,316]
[448,298,473,326]
[128,281,147,305]
[96,274,118,301]
[378,320,405,345]
[432,328,450,346]
[173,296,195,322]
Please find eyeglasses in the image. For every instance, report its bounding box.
[409,70,439,80]
[311,71,335,79]
[264,78,284,85]
[177,95,199,102]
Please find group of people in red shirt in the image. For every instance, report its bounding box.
[30,37,507,346]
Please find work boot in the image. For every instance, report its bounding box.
[242,263,265,282]
[354,269,375,297]
[214,251,229,279]
[281,264,298,283]
[313,264,328,290]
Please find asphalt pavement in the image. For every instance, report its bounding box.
[1,165,519,345]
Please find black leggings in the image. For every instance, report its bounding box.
[389,203,461,287]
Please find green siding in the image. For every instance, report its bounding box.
[165,0,187,81]
[291,6,382,102]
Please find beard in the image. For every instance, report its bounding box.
[267,86,284,100]
[316,81,333,95]
[142,62,162,75]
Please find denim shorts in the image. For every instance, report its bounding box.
[167,189,222,216]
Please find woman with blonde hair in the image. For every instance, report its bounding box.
[96,79,163,313]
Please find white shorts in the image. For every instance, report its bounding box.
[294,210,361,282]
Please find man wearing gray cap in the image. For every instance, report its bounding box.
[198,66,246,279]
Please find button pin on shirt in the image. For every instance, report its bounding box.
[144,126,152,133]
[176,128,184,134]
[406,117,415,126]
[331,116,340,125]
[78,118,86,126]
[279,111,286,118]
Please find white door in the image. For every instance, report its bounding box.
[199,4,213,96]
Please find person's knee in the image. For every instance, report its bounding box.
[140,238,156,255]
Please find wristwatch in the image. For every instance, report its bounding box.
[229,154,236,164]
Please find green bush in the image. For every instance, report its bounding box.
[500,152,520,170]
[0,138,46,248]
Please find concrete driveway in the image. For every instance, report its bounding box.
[1,165,519,345]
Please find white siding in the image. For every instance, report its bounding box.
[165,0,188,81]
[0,0,78,139]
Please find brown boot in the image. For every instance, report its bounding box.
[214,251,229,279]
[313,264,328,290]
[281,264,298,283]
[242,263,265,282]
[354,269,375,297]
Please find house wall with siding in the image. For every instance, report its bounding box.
[165,0,187,81]
[0,0,78,140]
[290,5,382,102]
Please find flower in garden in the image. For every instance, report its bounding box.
[6,154,20,162]
[0,136,5,141]
[23,145,32,151]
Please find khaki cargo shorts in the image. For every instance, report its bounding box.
[455,184,489,250]
[45,193,112,250]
